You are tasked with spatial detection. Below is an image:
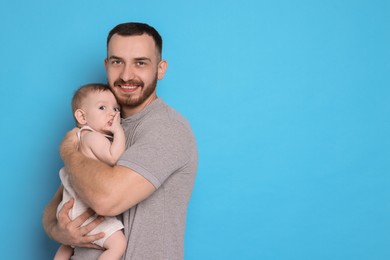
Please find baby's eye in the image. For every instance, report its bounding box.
[114,107,120,112]
[99,106,107,110]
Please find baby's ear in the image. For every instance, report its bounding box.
[74,109,87,125]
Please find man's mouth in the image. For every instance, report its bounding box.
[115,81,143,93]
[115,80,143,88]
[120,84,139,89]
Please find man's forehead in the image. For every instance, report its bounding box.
[107,34,157,58]
[108,34,155,49]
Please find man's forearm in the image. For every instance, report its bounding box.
[60,128,112,208]
[61,128,156,216]
[65,149,113,210]
[42,186,62,240]
[66,150,156,216]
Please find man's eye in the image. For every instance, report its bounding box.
[137,61,146,66]
[99,106,106,110]
[112,60,122,65]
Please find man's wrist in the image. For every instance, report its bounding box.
[44,217,58,241]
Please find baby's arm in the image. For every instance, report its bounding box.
[106,112,126,163]
[81,113,125,165]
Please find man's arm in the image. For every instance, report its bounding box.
[42,185,105,248]
[61,128,156,217]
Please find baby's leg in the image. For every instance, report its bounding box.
[54,245,73,260]
[98,230,127,260]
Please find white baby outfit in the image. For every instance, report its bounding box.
[56,126,124,247]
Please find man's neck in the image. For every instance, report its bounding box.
[122,95,157,118]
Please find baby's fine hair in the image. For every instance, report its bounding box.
[71,83,111,122]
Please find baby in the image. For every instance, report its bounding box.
[54,83,126,260]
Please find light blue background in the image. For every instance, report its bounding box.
[1,0,389,259]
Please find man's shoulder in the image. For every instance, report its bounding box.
[127,98,187,124]
[143,99,192,130]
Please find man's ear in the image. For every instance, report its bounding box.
[104,58,108,70]
[74,109,87,125]
[157,59,168,80]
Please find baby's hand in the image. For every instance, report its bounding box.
[104,112,123,134]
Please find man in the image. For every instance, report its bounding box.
[43,22,198,259]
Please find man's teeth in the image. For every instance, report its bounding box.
[120,85,138,89]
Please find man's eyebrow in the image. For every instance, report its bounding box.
[107,56,152,62]
[107,55,122,60]
[134,57,152,62]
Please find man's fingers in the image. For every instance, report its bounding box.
[79,231,105,245]
[54,200,106,248]
[70,208,96,228]
[57,199,73,222]
[79,215,105,235]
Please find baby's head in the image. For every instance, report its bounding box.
[72,83,120,132]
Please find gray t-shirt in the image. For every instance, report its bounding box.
[72,98,198,260]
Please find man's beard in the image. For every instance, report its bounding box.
[112,75,158,108]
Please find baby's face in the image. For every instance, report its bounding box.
[81,91,120,133]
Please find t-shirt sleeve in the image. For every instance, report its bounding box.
[117,118,193,189]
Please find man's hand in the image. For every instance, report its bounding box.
[55,199,105,249]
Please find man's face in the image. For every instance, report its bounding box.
[105,34,167,116]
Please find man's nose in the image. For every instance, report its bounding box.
[120,64,135,82]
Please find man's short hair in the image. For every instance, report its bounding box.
[107,22,163,59]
